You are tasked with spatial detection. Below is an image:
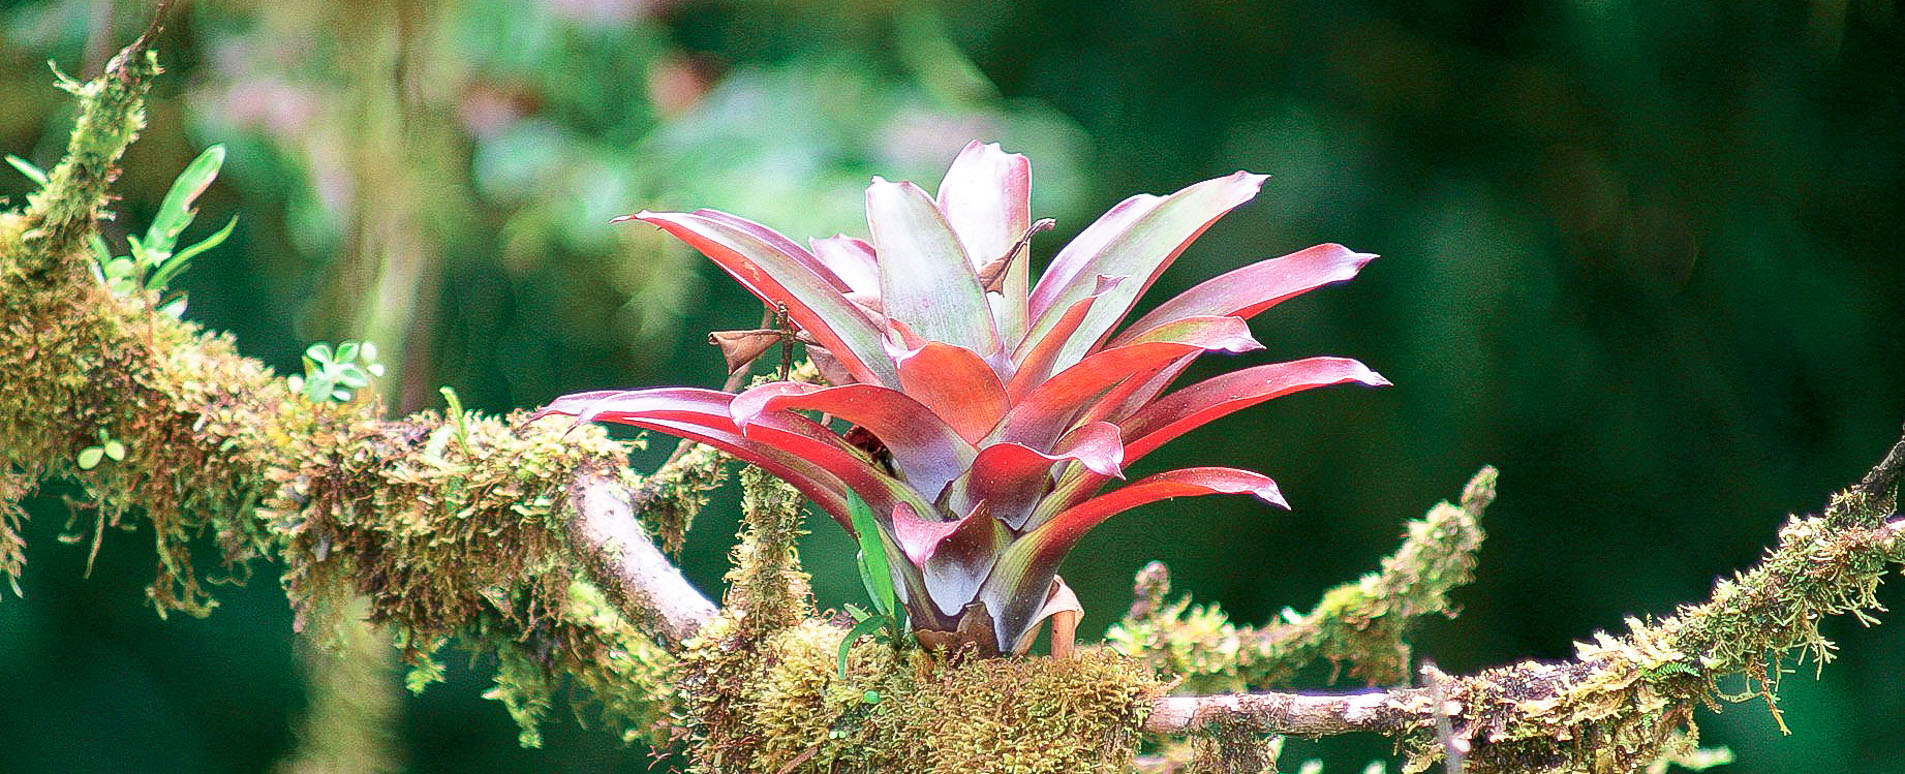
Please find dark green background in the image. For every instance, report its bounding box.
[2,0,1901,771]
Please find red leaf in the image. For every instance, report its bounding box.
[732,381,976,502]
[1119,356,1389,461]
[978,467,1286,653]
[1112,243,1377,346]
[535,389,852,526]
[894,341,1011,445]
[536,387,935,529]
[1007,275,1124,400]
[626,210,896,385]
[943,422,1127,530]
[992,316,1261,452]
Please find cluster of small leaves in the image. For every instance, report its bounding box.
[290,340,385,402]
[7,145,235,318]
[74,426,129,470]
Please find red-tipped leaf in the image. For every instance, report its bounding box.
[1120,356,1389,461]
[732,381,976,501]
[978,467,1286,654]
[943,421,1127,530]
[628,211,896,385]
[1113,243,1377,345]
[810,234,881,297]
[1023,171,1268,371]
[937,141,1033,341]
[1007,274,1124,400]
[992,316,1262,451]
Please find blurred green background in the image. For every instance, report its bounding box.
[3,0,1902,771]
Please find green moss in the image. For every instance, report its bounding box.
[638,441,729,556]
[1110,468,1492,692]
[678,616,1163,773]
[1403,487,1902,774]
[721,465,813,636]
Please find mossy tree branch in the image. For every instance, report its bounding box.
[1137,431,1904,773]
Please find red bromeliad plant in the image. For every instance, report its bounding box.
[538,141,1388,657]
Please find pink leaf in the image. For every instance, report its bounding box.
[899,501,1012,618]
[866,177,1002,357]
[1007,275,1124,400]
[992,316,1262,452]
[894,341,1011,445]
[535,389,851,527]
[1120,356,1390,461]
[1112,243,1377,346]
[536,387,934,530]
[943,421,1127,530]
[626,211,896,385]
[731,381,976,502]
[978,467,1286,653]
[1026,193,1163,320]
[937,141,1033,341]
[1023,171,1267,371]
[689,209,850,292]
[809,234,881,297]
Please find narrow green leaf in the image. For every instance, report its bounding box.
[6,155,48,186]
[846,492,897,618]
[147,145,227,252]
[77,447,104,470]
[89,234,114,266]
[125,233,159,272]
[148,215,235,291]
[837,613,887,679]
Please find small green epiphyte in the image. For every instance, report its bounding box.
[839,491,910,677]
[75,427,129,470]
[57,144,239,317]
[291,340,386,403]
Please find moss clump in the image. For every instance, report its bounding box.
[720,465,813,636]
[678,615,1164,774]
[638,441,729,556]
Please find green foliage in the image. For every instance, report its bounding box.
[77,144,236,314]
[291,340,385,402]
[1110,468,1493,693]
[74,426,127,470]
[838,491,910,677]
